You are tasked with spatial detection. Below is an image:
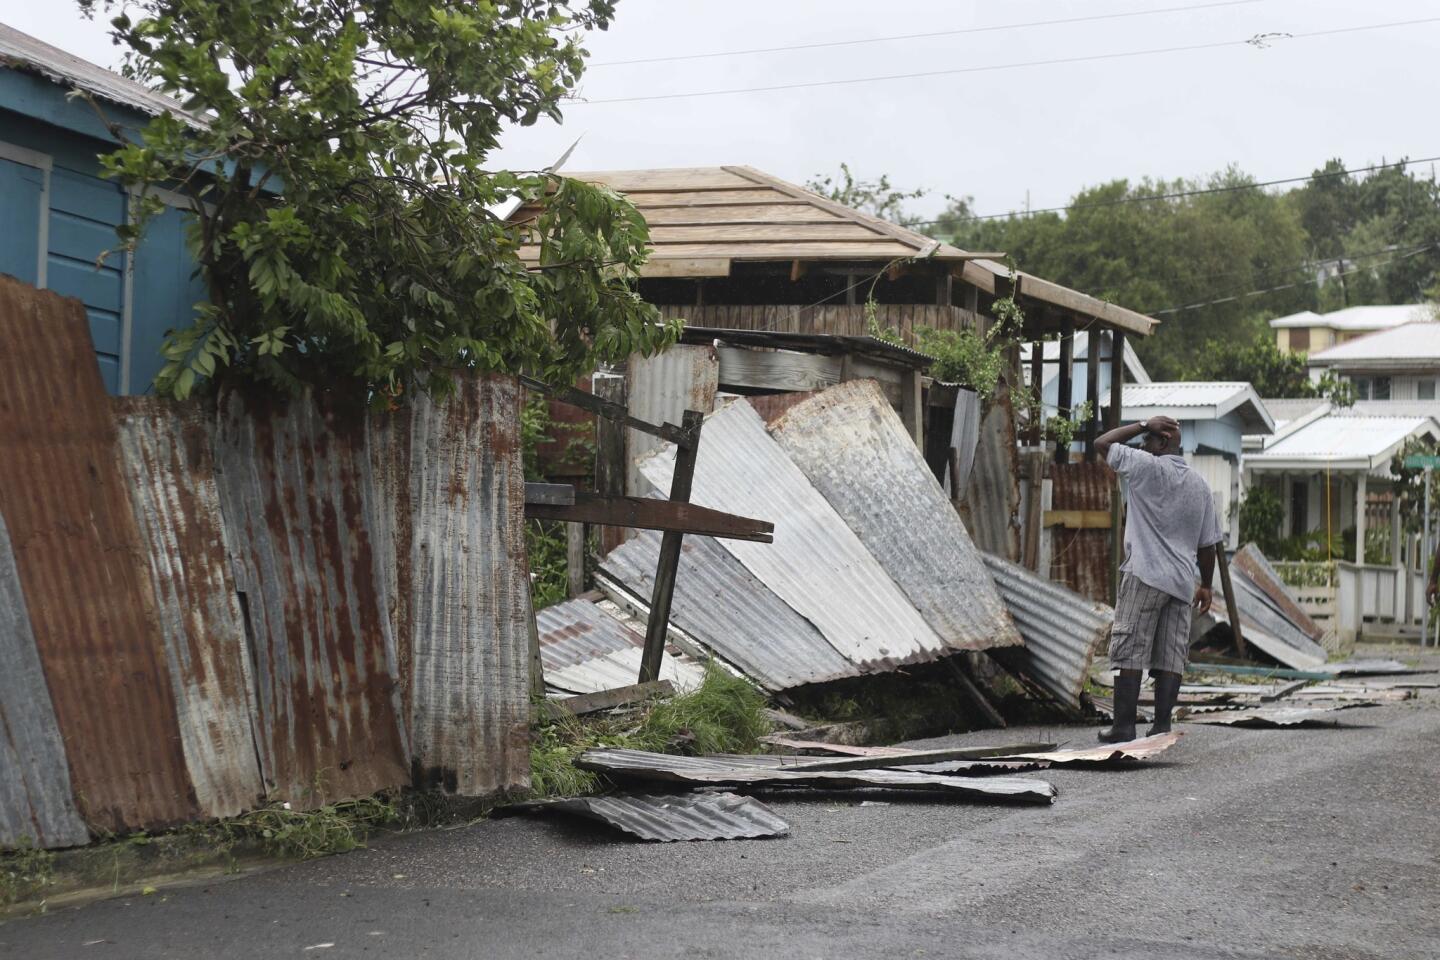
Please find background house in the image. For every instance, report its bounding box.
[1269,304,1430,357]
[1305,320,1440,402]
[0,24,206,394]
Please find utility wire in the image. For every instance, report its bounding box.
[589,0,1267,67]
[569,17,1440,105]
[916,155,1440,225]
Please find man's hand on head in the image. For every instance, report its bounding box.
[1144,415,1180,438]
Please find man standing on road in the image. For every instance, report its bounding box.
[1095,415,1223,743]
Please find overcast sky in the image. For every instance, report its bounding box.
[4,0,1437,221]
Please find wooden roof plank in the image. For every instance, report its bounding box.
[648,223,892,242]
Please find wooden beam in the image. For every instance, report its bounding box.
[636,257,732,278]
[641,409,704,684]
[527,599,546,700]
[1216,547,1248,659]
[1108,330,1126,605]
[1044,509,1112,529]
[520,374,695,449]
[1028,341,1044,444]
[524,482,576,506]
[526,491,773,543]
[944,655,1007,729]
[901,368,924,448]
[1054,314,1074,465]
[565,522,585,598]
[540,680,676,719]
[789,259,807,282]
[593,372,628,553]
[1085,330,1101,463]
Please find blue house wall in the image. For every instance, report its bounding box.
[0,68,205,394]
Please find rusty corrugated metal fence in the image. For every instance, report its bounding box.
[0,278,531,848]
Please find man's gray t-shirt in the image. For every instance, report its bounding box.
[1107,444,1224,603]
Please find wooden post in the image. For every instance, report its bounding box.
[640,410,704,684]
[1054,314,1073,465]
[1355,473,1368,565]
[527,599,546,701]
[901,368,924,448]
[1216,546,1247,659]
[1108,331,1126,605]
[565,521,585,598]
[593,371,628,553]
[1084,329,1100,463]
[1028,341,1044,444]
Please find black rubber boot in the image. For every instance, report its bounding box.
[1099,670,1141,743]
[1147,670,1182,735]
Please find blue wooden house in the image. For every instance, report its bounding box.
[0,24,205,394]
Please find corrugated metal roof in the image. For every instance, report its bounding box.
[404,376,532,797]
[1309,320,1440,363]
[1185,703,1375,727]
[0,277,197,834]
[767,380,1021,652]
[0,23,202,124]
[1118,381,1274,434]
[1270,304,1428,330]
[536,598,708,695]
[1231,545,1323,642]
[981,552,1112,711]
[114,398,264,820]
[1024,331,1151,386]
[995,732,1181,765]
[1244,414,1440,469]
[214,388,409,806]
[575,749,1059,803]
[0,511,89,850]
[598,530,853,691]
[960,392,1023,561]
[1048,462,1115,606]
[639,398,950,671]
[625,345,719,498]
[509,792,791,841]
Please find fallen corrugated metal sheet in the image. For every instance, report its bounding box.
[214,388,408,806]
[537,598,708,695]
[0,277,197,833]
[598,530,853,691]
[639,399,949,670]
[1204,562,1329,670]
[960,390,1022,561]
[575,749,1058,803]
[1049,462,1114,605]
[625,345,719,498]
[0,511,88,850]
[990,732,1182,765]
[405,376,531,796]
[1330,659,1430,676]
[1231,544,1323,641]
[508,792,790,841]
[768,380,1021,652]
[1185,703,1377,727]
[981,552,1112,711]
[114,399,264,819]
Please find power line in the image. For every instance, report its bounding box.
[569,17,1440,105]
[915,154,1440,226]
[589,0,1267,68]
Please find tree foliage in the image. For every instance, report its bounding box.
[82,0,677,400]
[806,162,929,226]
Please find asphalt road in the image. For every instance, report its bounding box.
[6,668,1439,960]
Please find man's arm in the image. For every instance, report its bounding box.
[1095,415,1179,460]
[1194,543,1217,614]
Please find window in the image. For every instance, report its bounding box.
[1353,377,1370,400]
[1419,379,1437,401]
[1373,376,1392,400]
[1289,327,1310,351]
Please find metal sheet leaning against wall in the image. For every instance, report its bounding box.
[767,380,1021,652]
[1049,461,1115,605]
[405,375,531,796]
[0,511,89,849]
[0,276,197,833]
[114,398,265,818]
[960,388,1022,562]
[214,387,408,806]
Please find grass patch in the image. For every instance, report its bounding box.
[207,795,400,860]
[1,840,56,906]
[528,661,772,800]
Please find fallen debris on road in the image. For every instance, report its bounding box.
[504,792,790,842]
[1183,703,1378,728]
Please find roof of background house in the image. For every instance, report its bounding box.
[1113,381,1274,434]
[0,23,198,124]
[1242,397,1331,450]
[1269,304,1429,330]
[1023,331,1151,386]
[1245,414,1440,471]
[1308,321,1440,367]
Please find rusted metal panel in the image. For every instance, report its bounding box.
[0,512,89,850]
[214,388,407,805]
[598,530,854,691]
[960,390,1022,561]
[1049,461,1114,604]
[625,345,719,498]
[508,792,791,842]
[536,598,707,695]
[113,398,264,819]
[991,732,1182,765]
[0,277,197,833]
[768,380,1021,652]
[404,376,531,795]
[982,552,1112,711]
[639,398,950,671]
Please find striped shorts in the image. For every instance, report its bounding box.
[1108,574,1192,674]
